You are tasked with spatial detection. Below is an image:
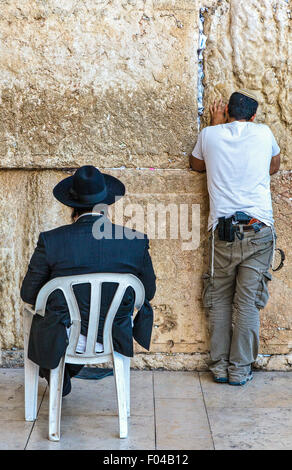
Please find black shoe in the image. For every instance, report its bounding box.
[62,377,72,397]
[61,364,83,397]
[40,366,72,397]
[39,367,50,386]
[62,367,72,397]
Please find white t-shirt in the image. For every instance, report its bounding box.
[192,121,280,231]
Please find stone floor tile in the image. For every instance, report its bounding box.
[130,370,154,396]
[0,419,34,450]
[156,437,214,451]
[38,371,154,419]
[0,368,25,383]
[155,398,213,450]
[208,407,292,436]
[200,371,292,408]
[1,369,292,450]
[154,371,201,399]
[213,432,292,450]
[0,368,46,420]
[26,415,155,450]
[209,406,292,449]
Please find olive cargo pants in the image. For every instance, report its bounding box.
[202,226,275,381]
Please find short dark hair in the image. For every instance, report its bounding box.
[228,92,258,121]
[71,206,94,221]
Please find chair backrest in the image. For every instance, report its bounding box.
[34,273,145,362]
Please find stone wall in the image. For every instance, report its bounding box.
[0,0,291,369]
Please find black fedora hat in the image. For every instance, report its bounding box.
[53,165,125,208]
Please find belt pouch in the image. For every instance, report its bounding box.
[224,217,235,242]
[218,217,225,240]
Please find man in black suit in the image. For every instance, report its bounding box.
[21,165,156,396]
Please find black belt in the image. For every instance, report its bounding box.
[240,222,266,232]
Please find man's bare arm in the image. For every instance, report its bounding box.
[270,153,280,175]
[189,155,206,172]
[190,99,226,173]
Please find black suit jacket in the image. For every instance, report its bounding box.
[21,214,156,369]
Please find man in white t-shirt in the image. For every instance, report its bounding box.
[191,90,280,386]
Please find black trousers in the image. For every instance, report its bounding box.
[39,364,84,396]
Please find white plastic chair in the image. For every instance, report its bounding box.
[23,273,145,441]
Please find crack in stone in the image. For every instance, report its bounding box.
[197,6,208,132]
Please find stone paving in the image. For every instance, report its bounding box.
[0,368,291,450]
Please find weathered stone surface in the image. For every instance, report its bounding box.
[0,1,291,368]
[132,352,292,371]
[0,169,291,360]
[0,349,24,368]
[0,0,198,169]
[254,353,292,371]
[0,170,70,349]
[0,168,211,353]
[2,350,292,372]
[201,0,292,169]
[261,172,292,354]
[1,1,290,170]
[110,169,209,354]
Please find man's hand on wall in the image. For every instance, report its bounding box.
[209,99,227,126]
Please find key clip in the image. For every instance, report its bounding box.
[272,248,285,272]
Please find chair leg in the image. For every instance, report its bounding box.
[122,355,130,417]
[24,308,39,421]
[48,357,65,441]
[113,352,128,438]
[24,357,39,421]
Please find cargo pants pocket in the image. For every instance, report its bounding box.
[202,273,213,308]
[255,271,272,309]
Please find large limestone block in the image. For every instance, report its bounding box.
[0,168,210,352]
[110,169,210,354]
[0,0,198,169]
[201,0,292,169]
[260,171,292,354]
[0,170,70,349]
[0,168,210,353]
[0,168,291,357]
[110,170,292,356]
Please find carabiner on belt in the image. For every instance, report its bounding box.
[272,248,285,272]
